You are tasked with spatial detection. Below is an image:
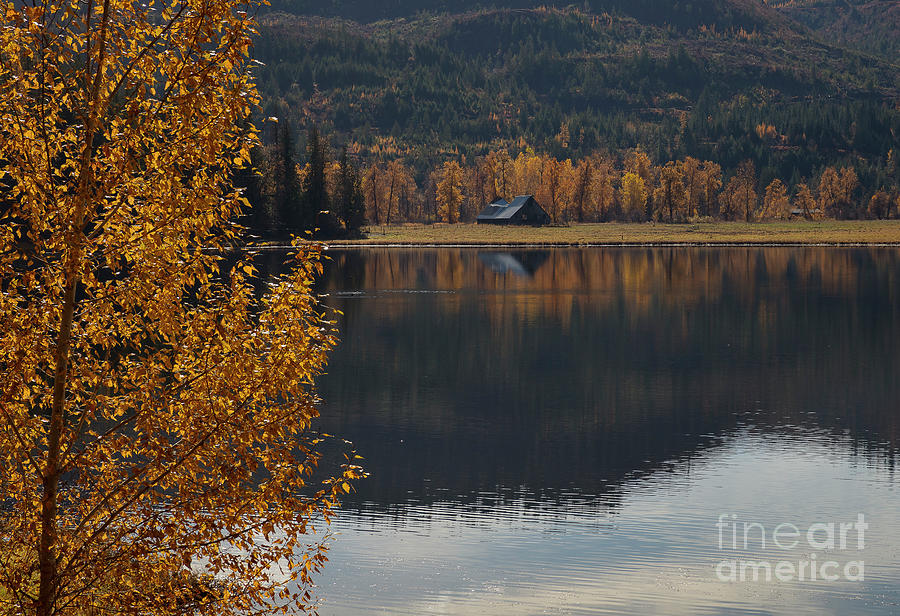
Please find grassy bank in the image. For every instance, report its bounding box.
[329,221,900,246]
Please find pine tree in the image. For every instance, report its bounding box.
[277,123,303,235]
[300,125,330,234]
[337,148,367,235]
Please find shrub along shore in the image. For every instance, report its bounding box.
[320,221,900,246]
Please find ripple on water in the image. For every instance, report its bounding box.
[314,430,900,616]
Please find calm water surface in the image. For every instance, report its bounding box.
[273,246,900,615]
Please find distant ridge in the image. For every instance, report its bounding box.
[251,1,900,192]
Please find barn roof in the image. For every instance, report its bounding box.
[477,195,533,221]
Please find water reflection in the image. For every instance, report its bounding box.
[259,246,900,614]
[316,428,899,616]
[306,247,900,510]
[476,250,549,277]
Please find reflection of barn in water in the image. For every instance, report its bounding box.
[307,246,900,513]
[477,251,549,277]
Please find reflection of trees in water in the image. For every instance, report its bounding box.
[286,247,900,508]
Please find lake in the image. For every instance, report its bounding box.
[270,246,900,615]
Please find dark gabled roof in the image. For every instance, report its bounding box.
[476,198,509,220]
[477,195,533,220]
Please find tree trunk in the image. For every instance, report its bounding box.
[37,0,108,593]
[386,175,395,226]
[38,276,76,616]
[370,167,380,226]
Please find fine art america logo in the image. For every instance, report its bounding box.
[715,513,867,583]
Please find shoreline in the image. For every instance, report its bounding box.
[320,241,900,248]
[249,221,900,249]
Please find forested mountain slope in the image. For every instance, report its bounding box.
[251,2,898,193]
[268,0,797,30]
[770,0,900,62]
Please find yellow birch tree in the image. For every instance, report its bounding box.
[486,150,513,201]
[680,157,702,217]
[588,158,615,221]
[512,150,543,197]
[0,1,361,615]
[700,161,722,217]
[436,160,465,223]
[794,183,819,219]
[571,159,593,223]
[653,162,686,222]
[762,179,791,220]
[620,172,647,221]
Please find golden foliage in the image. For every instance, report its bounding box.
[867,190,895,220]
[653,162,687,222]
[700,161,723,217]
[436,161,465,223]
[0,1,360,614]
[794,183,819,220]
[620,172,647,220]
[720,161,758,221]
[818,166,859,218]
[624,147,653,185]
[485,150,514,202]
[762,179,791,220]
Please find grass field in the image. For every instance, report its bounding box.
[329,221,900,246]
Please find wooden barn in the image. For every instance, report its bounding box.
[476,195,550,226]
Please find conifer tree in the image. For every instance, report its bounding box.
[337,148,367,234]
[300,125,330,234]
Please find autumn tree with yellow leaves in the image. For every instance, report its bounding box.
[653,162,687,222]
[588,158,616,222]
[620,172,648,221]
[794,183,819,219]
[699,161,723,217]
[436,161,465,223]
[486,149,514,202]
[818,166,859,219]
[720,160,758,221]
[867,190,895,220]
[762,179,791,220]
[0,0,361,614]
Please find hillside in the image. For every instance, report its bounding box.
[268,0,797,30]
[249,1,900,193]
[770,0,900,62]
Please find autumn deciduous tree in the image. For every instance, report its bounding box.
[589,159,615,221]
[363,162,384,225]
[436,161,465,223]
[361,160,415,225]
[512,150,544,197]
[465,158,494,220]
[762,179,791,220]
[721,160,758,221]
[0,1,360,615]
[867,190,895,220]
[536,156,566,223]
[486,149,514,201]
[382,161,416,225]
[680,157,702,217]
[624,147,653,185]
[699,161,723,218]
[571,159,593,223]
[654,162,686,222]
[794,183,819,219]
[620,172,648,221]
[819,166,859,219]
